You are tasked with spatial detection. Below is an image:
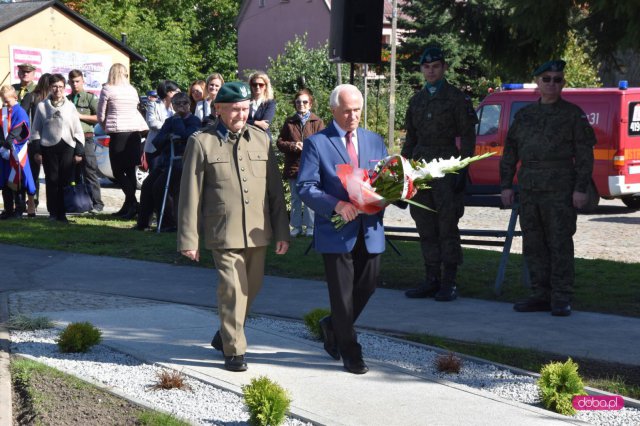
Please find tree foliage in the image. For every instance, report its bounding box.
[63,0,240,92]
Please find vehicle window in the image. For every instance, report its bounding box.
[629,102,640,136]
[477,104,501,136]
[509,101,534,127]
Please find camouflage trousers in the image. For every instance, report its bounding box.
[409,174,464,267]
[519,190,577,303]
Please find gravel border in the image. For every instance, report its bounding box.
[10,315,640,426]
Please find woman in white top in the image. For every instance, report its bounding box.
[31,74,85,223]
[97,63,148,219]
[145,80,179,169]
[195,73,224,126]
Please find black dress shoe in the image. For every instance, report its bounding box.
[343,357,369,375]
[405,283,440,299]
[513,298,552,312]
[224,355,248,372]
[111,203,129,217]
[120,202,139,220]
[434,286,457,302]
[551,301,572,317]
[319,316,340,360]
[211,330,223,351]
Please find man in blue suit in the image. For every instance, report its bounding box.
[298,84,387,374]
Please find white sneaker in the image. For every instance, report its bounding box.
[290,228,301,238]
[304,228,314,237]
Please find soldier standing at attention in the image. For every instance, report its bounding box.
[500,60,595,317]
[68,70,104,213]
[177,82,289,372]
[402,47,478,302]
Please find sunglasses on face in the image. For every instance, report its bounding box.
[295,100,309,105]
[541,76,564,84]
[251,82,265,88]
[173,101,190,106]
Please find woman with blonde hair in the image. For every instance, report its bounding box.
[247,71,276,140]
[97,63,148,219]
[195,73,224,125]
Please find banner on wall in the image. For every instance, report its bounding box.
[10,45,112,95]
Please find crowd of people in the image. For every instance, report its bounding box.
[1,48,594,374]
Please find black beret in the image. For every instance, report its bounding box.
[533,60,566,76]
[214,82,251,103]
[420,47,445,64]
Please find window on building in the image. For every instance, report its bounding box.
[259,0,265,7]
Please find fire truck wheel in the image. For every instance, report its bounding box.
[622,195,640,210]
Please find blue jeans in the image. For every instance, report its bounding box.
[289,178,314,230]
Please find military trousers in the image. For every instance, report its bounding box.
[409,174,464,267]
[212,246,267,356]
[519,190,576,303]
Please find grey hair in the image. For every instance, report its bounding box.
[329,84,363,109]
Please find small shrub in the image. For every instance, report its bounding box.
[302,308,331,340]
[538,358,587,415]
[7,314,54,330]
[242,376,291,426]
[149,369,192,391]
[435,352,463,374]
[56,322,102,353]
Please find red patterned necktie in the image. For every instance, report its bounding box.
[345,130,358,167]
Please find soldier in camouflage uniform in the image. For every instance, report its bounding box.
[402,47,478,302]
[500,60,596,317]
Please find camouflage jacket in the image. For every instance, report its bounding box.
[500,98,596,193]
[401,80,477,161]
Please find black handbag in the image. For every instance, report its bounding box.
[64,167,93,213]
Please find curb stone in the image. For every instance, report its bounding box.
[0,292,13,426]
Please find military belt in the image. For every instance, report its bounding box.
[523,159,574,169]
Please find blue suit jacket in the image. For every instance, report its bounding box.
[297,122,388,254]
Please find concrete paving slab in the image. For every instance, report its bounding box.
[31,304,583,426]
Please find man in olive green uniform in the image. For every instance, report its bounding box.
[68,70,103,212]
[500,60,595,317]
[402,47,478,302]
[177,82,289,372]
[12,63,37,102]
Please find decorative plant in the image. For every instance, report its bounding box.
[56,322,102,353]
[149,369,192,391]
[302,308,331,340]
[538,358,587,415]
[435,352,463,374]
[242,376,291,426]
[7,314,54,330]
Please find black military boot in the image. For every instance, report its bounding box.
[435,263,458,302]
[405,264,440,298]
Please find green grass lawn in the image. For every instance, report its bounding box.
[1,214,639,317]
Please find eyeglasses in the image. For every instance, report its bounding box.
[541,76,564,84]
[251,82,265,88]
[295,100,309,105]
[173,101,190,106]
[51,85,65,90]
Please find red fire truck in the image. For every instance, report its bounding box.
[469,83,640,211]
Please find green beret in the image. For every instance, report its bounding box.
[17,63,36,72]
[533,60,566,76]
[420,47,445,64]
[214,82,251,103]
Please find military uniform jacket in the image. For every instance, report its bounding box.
[401,80,477,161]
[67,91,98,134]
[500,98,596,193]
[177,122,289,251]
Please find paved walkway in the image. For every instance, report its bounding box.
[1,244,639,425]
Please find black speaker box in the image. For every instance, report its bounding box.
[329,0,384,64]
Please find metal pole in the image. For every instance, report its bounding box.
[337,63,342,85]
[387,0,398,151]
[363,64,368,129]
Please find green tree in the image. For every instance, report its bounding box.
[562,31,601,88]
[63,0,240,91]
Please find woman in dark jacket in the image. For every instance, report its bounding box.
[247,71,276,141]
[276,88,325,237]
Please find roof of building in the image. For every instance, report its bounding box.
[0,0,145,61]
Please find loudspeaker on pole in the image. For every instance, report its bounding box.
[329,0,384,64]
